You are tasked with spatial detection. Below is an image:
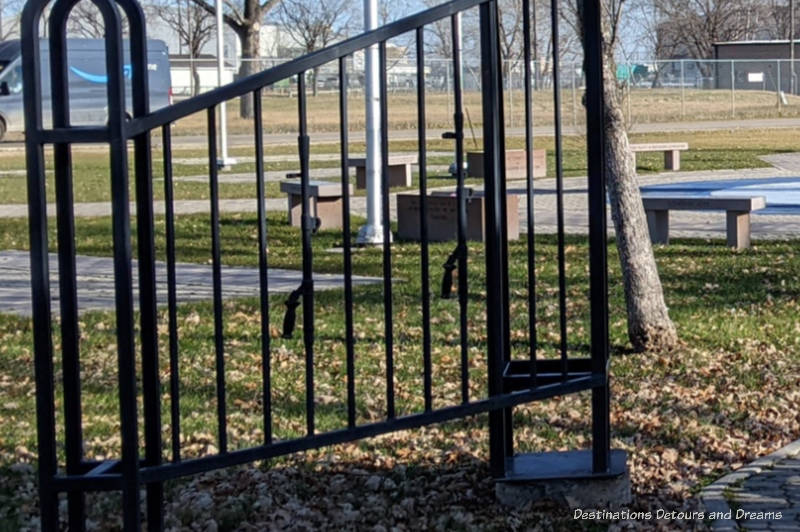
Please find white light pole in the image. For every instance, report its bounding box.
[356,0,385,245]
[215,0,235,167]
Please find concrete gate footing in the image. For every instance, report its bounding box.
[495,450,631,508]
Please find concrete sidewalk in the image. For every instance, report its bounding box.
[0,250,380,316]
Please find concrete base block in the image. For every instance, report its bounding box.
[496,471,631,508]
[495,450,631,508]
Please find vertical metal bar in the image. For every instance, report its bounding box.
[129,34,163,532]
[480,0,509,479]
[571,64,577,128]
[731,59,735,118]
[47,16,85,529]
[85,7,143,526]
[162,123,181,462]
[254,90,272,444]
[551,0,569,378]
[208,106,228,453]
[493,0,514,461]
[583,0,611,475]
[680,60,685,118]
[21,19,59,531]
[416,27,433,413]
[522,0,537,388]
[297,72,316,436]
[379,42,395,419]
[339,58,357,429]
[451,14,469,404]
[105,20,142,532]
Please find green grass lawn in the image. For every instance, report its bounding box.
[0,127,788,205]
[1,211,799,529]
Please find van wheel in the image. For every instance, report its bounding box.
[0,119,6,142]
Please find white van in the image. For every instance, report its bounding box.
[0,38,172,140]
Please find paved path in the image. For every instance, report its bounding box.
[701,440,800,531]
[0,250,379,316]
[6,166,800,241]
[758,152,800,172]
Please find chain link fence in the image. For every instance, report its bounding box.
[169,57,800,130]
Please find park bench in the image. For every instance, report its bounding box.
[280,179,352,230]
[349,154,418,189]
[642,195,766,250]
[630,142,689,171]
[396,188,520,242]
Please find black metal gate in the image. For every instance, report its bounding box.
[20,0,623,529]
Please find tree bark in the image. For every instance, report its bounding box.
[237,18,261,118]
[601,52,678,352]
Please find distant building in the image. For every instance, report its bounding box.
[713,40,800,93]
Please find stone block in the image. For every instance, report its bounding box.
[466,149,546,180]
[396,190,519,242]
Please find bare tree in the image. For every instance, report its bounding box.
[0,0,24,41]
[565,0,678,352]
[655,0,769,60]
[148,0,215,96]
[498,0,524,77]
[189,0,282,117]
[276,0,352,96]
[67,0,127,38]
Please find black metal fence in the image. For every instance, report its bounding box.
[21,0,622,529]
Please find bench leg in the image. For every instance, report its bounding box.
[355,167,367,189]
[646,209,669,245]
[388,164,413,187]
[664,150,680,171]
[726,211,751,249]
[287,194,301,226]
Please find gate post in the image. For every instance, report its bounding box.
[583,0,612,477]
[479,0,510,480]
[492,0,629,508]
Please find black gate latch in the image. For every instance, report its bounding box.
[282,285,304,338]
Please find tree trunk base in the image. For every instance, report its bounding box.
[629,321,678,353]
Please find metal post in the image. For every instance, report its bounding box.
[571,62,577,128]
[508,63,514,128]
[778,59,782,108]
[357,0,386,245]
[215,0,234,167]
[731,59,735,118]
[582,0,611,476]
[789,0,795,94]
[680,59,685,118]
[480,0,509,479]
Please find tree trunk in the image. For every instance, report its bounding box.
[601,53,678,352]
[191,64,201,96]
[238,22,260,118]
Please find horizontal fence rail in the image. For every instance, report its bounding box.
[20,0,617,529]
